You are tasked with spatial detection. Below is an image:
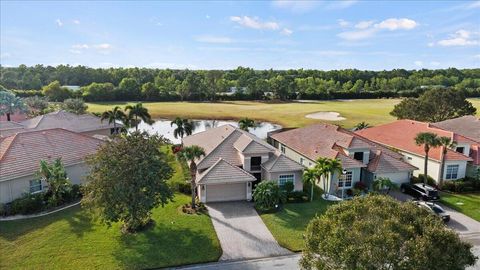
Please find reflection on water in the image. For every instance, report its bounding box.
[134,119,282,144]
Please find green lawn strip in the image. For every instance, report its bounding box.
[0,149,221,270]
[87,99,480,129]
[440,192,480,222]
[260,194,333,251]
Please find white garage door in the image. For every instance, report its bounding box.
[206,183,247,202]
[377,172,410,185]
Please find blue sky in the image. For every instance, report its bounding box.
[1,1,479,70]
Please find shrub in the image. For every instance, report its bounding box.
[286,191,308,203]
[411,174,436,187]
[354,181,368,191]
[64,184,82,202]
[10,193,45,215]
[177,181,192,195]
[283,181,294,193]
[0,203,5,216]
[441,178,480,193]
[253,181,286,212]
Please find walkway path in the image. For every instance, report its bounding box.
[206,202,291,261]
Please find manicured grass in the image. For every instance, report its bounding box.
[440,192,480,222]
[260,192,333,251]
[88,98,480,129]
[0,152,221,270]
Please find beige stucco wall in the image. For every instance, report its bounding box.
[375,172,411,185]
[0,163,90,204]
[262,169,303,191]
[401,151,467,182]
[318,167,362,195]
[276,142,316,167]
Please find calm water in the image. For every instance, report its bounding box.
[134,119,282,144]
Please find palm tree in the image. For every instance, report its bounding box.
[415,132,441,186]
[0,91,28,121]
[354,121,370,131]
[314,157,343,199]
[177,145,205,209]
[303,168,320,202]
[125,103,153,131]
[373,177,396,194]
[438,136,457,188]
[238,118,255,131]
[171,117,194,140]
[101,106,126,134]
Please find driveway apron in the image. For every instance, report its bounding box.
[206,202,292,261]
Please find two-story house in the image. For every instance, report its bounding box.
[269,124,417,197]
[357,119,476,182]
[182,124,304,203]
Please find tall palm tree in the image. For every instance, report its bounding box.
[314,157,343,199]
[438,136,457,188]
[171,117,194,140]
[303,168,321,202]
[238,118,255,131]
[415,132,441,186]
[101,106,126,134]
[177,145,206,209]
[125,103,153,131]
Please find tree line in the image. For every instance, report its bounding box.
[1,65,479,102]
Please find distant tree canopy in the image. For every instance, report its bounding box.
[391,88,477,122]
[1,65,479,102]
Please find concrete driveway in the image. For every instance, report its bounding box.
[206,202,291,261]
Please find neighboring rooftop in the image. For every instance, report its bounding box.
[0,110,119,137]
[356,120,473,163]
[433,115,480,142]
[197,158,256,184]
[0,128,103,181]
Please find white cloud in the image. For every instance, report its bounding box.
[374,18,418,30]
[73,20,80,25]
[414,60,423,67]
[271,0,319,13]
[468,1,480,8]
[206,15,211,19]
[338,19,350,27]
[230,16,279,30]
[355,20,374,29]
[325,0,358,10]
[474,54,480,59]
[195,35,233,43]
[281,28,293,36]
[69,49,82,54]
[436,30,479,46]
[72,44,89,49]
[55,19,63,27]
[69,43,112,54]
[93,43,112,49]
[430,61,440,66]
[337,28,376,41]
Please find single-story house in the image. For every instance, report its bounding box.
[268,124,417,197]
[356,119,476,182]
[433,116,480,176]
[182,124,304,203]
[0,128,103,203]
[0,110,121,137]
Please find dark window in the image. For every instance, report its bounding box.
[250,157,262,171]
[456,147,464,154]
[253,173,262,181]
[353,152,364,161]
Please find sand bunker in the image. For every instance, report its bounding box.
[305,111,346,121]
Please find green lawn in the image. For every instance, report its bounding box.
[260,192,333,251]
[88,98,480,129]
[0,150,221,270]
[440,192,480,222]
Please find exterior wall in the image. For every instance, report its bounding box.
[198,182,251,203]
[275,141,315,167]
[0,163,89,204]
[242,153,269,172]
[318,167,361,195]
[401,151,442,180]
[455,143,471,156]
[442,160,468,181]
[81,128,112,137]
[375,172,411,185]
[263,170,303,191]
[345,148,370,165]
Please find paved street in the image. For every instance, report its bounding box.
[206,202,291,261]
[172,254,301,270]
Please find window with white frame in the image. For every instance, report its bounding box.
[29,179,42,193]
[280,145,285,154]
[338,171,353,188]
[278,174,294,187]
[446,165,459,180]
[300,158,304,165]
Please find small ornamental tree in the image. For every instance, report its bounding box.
[252,181,286,212]
[301,195,476,270]
[82,132,173,233]
[37,158,72,206]
[61,98,88,114]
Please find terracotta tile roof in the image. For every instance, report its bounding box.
[0,128,103,181]
[197,158,256,184]
[0,122,25,137]
[356,120,473,162]
[367,150,418,173]
[433,116,480,142]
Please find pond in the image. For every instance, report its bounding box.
[134,119,282,144]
